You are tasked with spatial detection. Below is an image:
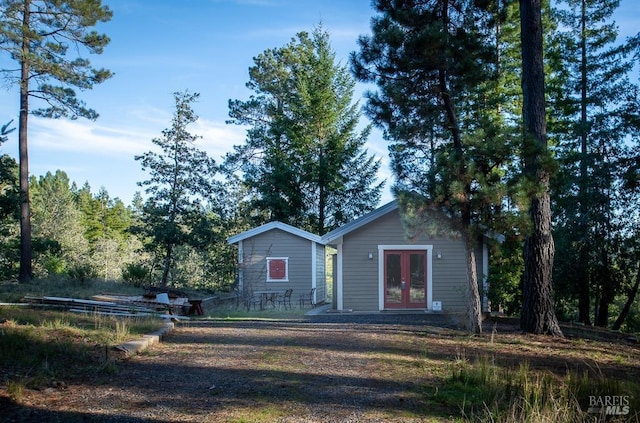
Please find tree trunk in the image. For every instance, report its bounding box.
[18,0,32,282]
[318,147,326,236]
[465,236,482,334]
[519,0,563,336]
[577,0,591,325]
[612,264,640,331]
[521,198,562,335]
[435,2,481,333]
[160,243,173,288]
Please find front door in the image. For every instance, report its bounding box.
[384,250,427,309]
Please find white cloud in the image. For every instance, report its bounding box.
[29,117,154,157]
[26,113,246,163]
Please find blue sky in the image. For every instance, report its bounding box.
[0,0,639,207]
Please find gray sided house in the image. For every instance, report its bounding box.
[227,201,489,314]
[322,201,489,313]
[227,222,326,304]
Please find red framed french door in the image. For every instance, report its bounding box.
[384,250,427,309]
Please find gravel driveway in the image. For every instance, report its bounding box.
[4,313,466,422]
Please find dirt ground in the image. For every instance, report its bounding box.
[1,314,639,422]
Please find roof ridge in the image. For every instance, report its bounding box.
[227,220,322,244]
[322,200,398,244]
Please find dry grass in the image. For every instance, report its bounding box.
[1,316,639,422]
[0,306,165,401]
[2,280,638,421]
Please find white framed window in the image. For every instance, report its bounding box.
[266,257,289,282]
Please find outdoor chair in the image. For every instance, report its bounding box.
[245,293,262,311]
[262,291,277,309]
[299,287,316,308]
[234,289,243,309]
[276,288,293,309]
[235,288,256,310]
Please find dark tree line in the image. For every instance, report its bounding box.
[351,0,640,334]
[1,0,639,334]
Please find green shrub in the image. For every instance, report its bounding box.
[122,263,149,287]
[7,380,24,402]
[44,255,67,276]
[67,263,96,285]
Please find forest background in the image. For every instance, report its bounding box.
[1,0,640,334]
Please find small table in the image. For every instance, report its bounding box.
[253,290,284,310]
[187,299,204,316]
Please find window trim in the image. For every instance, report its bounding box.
[266,257,289,282]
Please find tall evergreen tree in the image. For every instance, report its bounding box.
[0,0,113,281]
[73,184,136,280]
[75,184,131,248]
[551,0,640,326]
[75,183,104,247]
[352,0,521,333]
[519,0,563,336]
[135,91,219,287]
[225,26,383,235]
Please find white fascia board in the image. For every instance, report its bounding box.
[322,201,398,245]
[227,221,322,245]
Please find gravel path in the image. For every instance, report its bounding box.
[3,313,462,422]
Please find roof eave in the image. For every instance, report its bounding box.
[321,200,398,244]
[227,221,322,245]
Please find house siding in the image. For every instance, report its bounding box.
[240,229,319,300]
[340,209,483,312]
[314,242,326,304]
[432,240,469,313]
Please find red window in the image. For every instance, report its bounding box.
[267,257,288,281]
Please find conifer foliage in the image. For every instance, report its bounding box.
[225,26,383,235]
[551,0,640,327]
[351,0,520,333]
[135,91,219,288]
[0,0,113,282]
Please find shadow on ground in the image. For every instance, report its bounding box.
[2,314,638,422]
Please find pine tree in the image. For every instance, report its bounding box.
[30,170,89,276]
[72,184,136,280]
[0,0,113,281]
[225,26,383,235]
[519,0,563,336]
[135,91,219,287]
[0,121,17,222]
[351,0,520,333]
[551,0,640,326]
[0,123,18,279]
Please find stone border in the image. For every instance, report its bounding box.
[113,320,175,356]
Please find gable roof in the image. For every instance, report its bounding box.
[322,200,398,245]
[322,199,505,244]
[227,221,322,245]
